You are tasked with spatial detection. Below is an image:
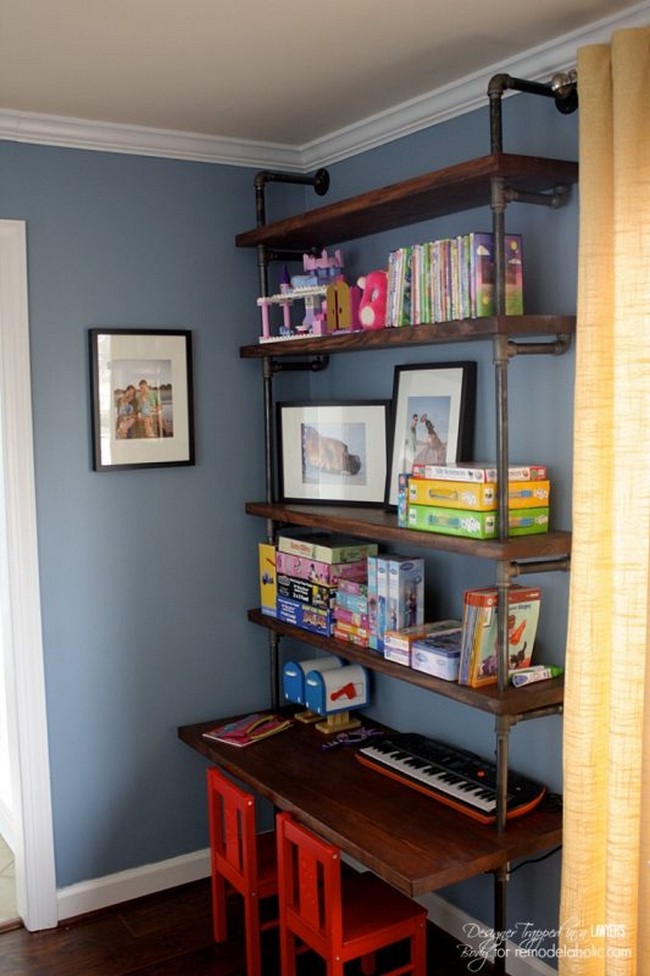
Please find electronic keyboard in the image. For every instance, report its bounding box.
[356,732,545,824]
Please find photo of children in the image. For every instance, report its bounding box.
[112,359,174,440]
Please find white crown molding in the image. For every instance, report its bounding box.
[1,0,648,171]
[0,109,303,171]
[300,0,650,169]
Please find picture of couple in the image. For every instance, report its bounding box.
[402,396,450,469]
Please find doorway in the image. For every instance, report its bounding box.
[0,220,57,930]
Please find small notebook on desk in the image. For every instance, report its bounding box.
[203,712,292,747]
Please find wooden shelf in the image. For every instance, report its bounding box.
[245,501,572,562]
[235,153,578,251]
[248,609,564,718]
[240,315,576,359]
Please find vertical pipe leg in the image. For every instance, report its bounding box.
[495,713,511,834]
[493,863,510,976]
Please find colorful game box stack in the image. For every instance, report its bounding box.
[275,533,378,637]
[401,462,551,540]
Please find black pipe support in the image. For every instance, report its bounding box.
[254,168,330,227]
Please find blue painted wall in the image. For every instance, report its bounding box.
[1,85,576,948]
[0,143,286,884]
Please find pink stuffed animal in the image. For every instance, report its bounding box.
[357,270,388,330]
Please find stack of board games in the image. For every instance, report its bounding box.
[275,533,378,637]
[368,554,425,652]
[402,462,550,540]
[458,584,542,687]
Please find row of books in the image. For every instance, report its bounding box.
[385,232,523,327]
[398,462,551,540]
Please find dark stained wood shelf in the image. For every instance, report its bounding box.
[240,315,576,358]
[235,152,578,250]
[245,501,572,562]
[247,608,564,717]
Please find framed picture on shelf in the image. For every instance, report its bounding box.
[386,361,477,507]
[277,400,390,505]
[89,328,194,471]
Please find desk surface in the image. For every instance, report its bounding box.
[178,713,562,897]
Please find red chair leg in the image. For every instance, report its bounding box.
[243,895,262,976]
[413,918,427,976]
[211,868,228,943]
[279,924,298,976]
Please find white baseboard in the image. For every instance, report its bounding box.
[57,849,553,976]
[56,848,212,921]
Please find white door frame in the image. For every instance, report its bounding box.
[0,219,57,930]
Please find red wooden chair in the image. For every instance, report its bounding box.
[207,766,278,976]
[276,811,427,976]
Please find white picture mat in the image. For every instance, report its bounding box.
[279,402,387,504]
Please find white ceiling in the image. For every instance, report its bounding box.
[1,0,649,168]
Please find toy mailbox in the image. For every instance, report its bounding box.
[304,663,369,734]
[282,656,343,721]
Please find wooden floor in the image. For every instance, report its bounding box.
[0,878,490,975]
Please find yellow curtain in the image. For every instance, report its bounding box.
[559,27,650,976]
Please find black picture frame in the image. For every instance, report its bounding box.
[386,361,477,507]
[89,328,194,471]
[277,400,390,506]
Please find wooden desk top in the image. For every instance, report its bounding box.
[178,713,562,897]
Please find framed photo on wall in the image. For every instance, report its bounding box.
[89,328,194,471]
[277,400,389,505]
[386,361,477,507]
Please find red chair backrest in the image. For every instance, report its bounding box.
[276,810,343,954]
[208,767,259,895]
